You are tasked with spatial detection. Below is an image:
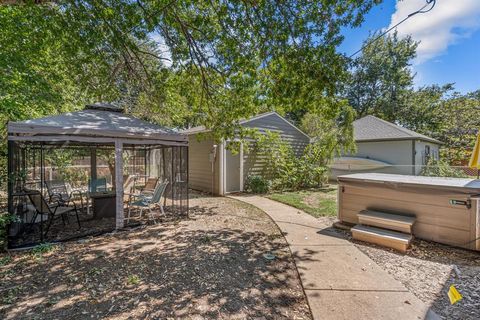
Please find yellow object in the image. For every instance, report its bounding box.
[469,133,480,169]
[448,285,463,305]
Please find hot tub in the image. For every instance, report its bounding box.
[337,173,480,251]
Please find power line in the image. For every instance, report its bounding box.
[349,0,436,59]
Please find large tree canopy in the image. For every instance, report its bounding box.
[344,31,417,122]
[1,1,378,135]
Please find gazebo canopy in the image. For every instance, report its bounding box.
[8,103,187,146]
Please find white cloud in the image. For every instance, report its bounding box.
[388,0,480,63]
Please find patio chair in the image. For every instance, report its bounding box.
[126,179,169,224]
[88,177,107,193]
[45,180,85,210]
[123,175,135,202]
[140,177,159,194]
[27,190,81,237]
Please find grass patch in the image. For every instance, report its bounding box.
[267,186,337,217]
[31,242,55,255]
[0,255,12,266]
[127,274,141,285]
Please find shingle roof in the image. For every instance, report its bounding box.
[353,115,441,144]
[181,112,280,135]
[181,111,310,139]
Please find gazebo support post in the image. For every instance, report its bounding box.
[115,140,124,229]
[90,148,97,181]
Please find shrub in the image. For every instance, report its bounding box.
[420,158,468,178]
[253,131,330,191]
[0,212,16,251]
[245,175,270,194]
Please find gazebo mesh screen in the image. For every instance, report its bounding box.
[7,140,188,248]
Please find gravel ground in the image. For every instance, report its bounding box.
[319,216,480,320]
[354,237,480,320]
[0,192,311,319]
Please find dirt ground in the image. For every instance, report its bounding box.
[0,192,311,319]
[316,215,480,320]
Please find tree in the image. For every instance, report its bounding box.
[397,84,454,135]
[434,93,480,164]
[396,84,480,165]
[301,98,357,160]
[1,0,378,133]
[345,31,417,121]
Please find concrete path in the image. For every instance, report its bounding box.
[229,195,438,320]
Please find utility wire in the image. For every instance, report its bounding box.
[349,0,437,58]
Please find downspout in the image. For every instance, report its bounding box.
[219,141,225,195]
[210,144,218,195]
[411,140,416,175]
[239,142,244,192]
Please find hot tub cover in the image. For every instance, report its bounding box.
[338,173,480,192]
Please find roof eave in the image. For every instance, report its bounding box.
[8,122,188,143]
[356,137,442,145]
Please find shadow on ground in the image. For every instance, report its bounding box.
[0,193,311,319]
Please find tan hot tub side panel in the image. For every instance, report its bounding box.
[338,174,480,251]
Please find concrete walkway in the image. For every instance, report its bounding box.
[229,195,437,320]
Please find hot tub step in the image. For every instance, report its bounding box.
[351,224,413,252]
[358,210,416,234]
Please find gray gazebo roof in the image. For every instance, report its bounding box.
[353,115,441,144]
[8,104,187,146]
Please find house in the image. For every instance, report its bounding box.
[331,115,442,177]
[183,112,310,195]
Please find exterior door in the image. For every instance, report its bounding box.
[225,147,241,193]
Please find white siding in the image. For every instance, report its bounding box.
[414,140,440,174]
[188,135,220,194]
[242,113,310,183]
[331,140,414,178]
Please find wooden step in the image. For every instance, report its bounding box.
[358,210,416,234]
[351,224,413,252]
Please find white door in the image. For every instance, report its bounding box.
[225,148,241,193]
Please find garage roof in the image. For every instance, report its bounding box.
[182,111,310,139]
[354,115,441,144]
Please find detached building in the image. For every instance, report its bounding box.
[183,112,310,195]
[331,115,442,177]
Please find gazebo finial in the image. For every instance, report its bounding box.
[85,102,124,113]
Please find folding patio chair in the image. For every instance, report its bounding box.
[140,177,159,194]
[45,180,85,210]
[27,190,81,237]
[126,179,169,224]
[123,175,135,202]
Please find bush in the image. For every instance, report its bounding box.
[245,175,270,194]
[420,158,468,178]
[253,131,329,191]
[0,212,15,251]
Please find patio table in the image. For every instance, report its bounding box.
[90,191,116,219]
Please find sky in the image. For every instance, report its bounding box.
[338,0,480,94]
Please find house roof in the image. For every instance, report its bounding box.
[182,111,310,139]
[8,106,187,144]
[353,115,441,144]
